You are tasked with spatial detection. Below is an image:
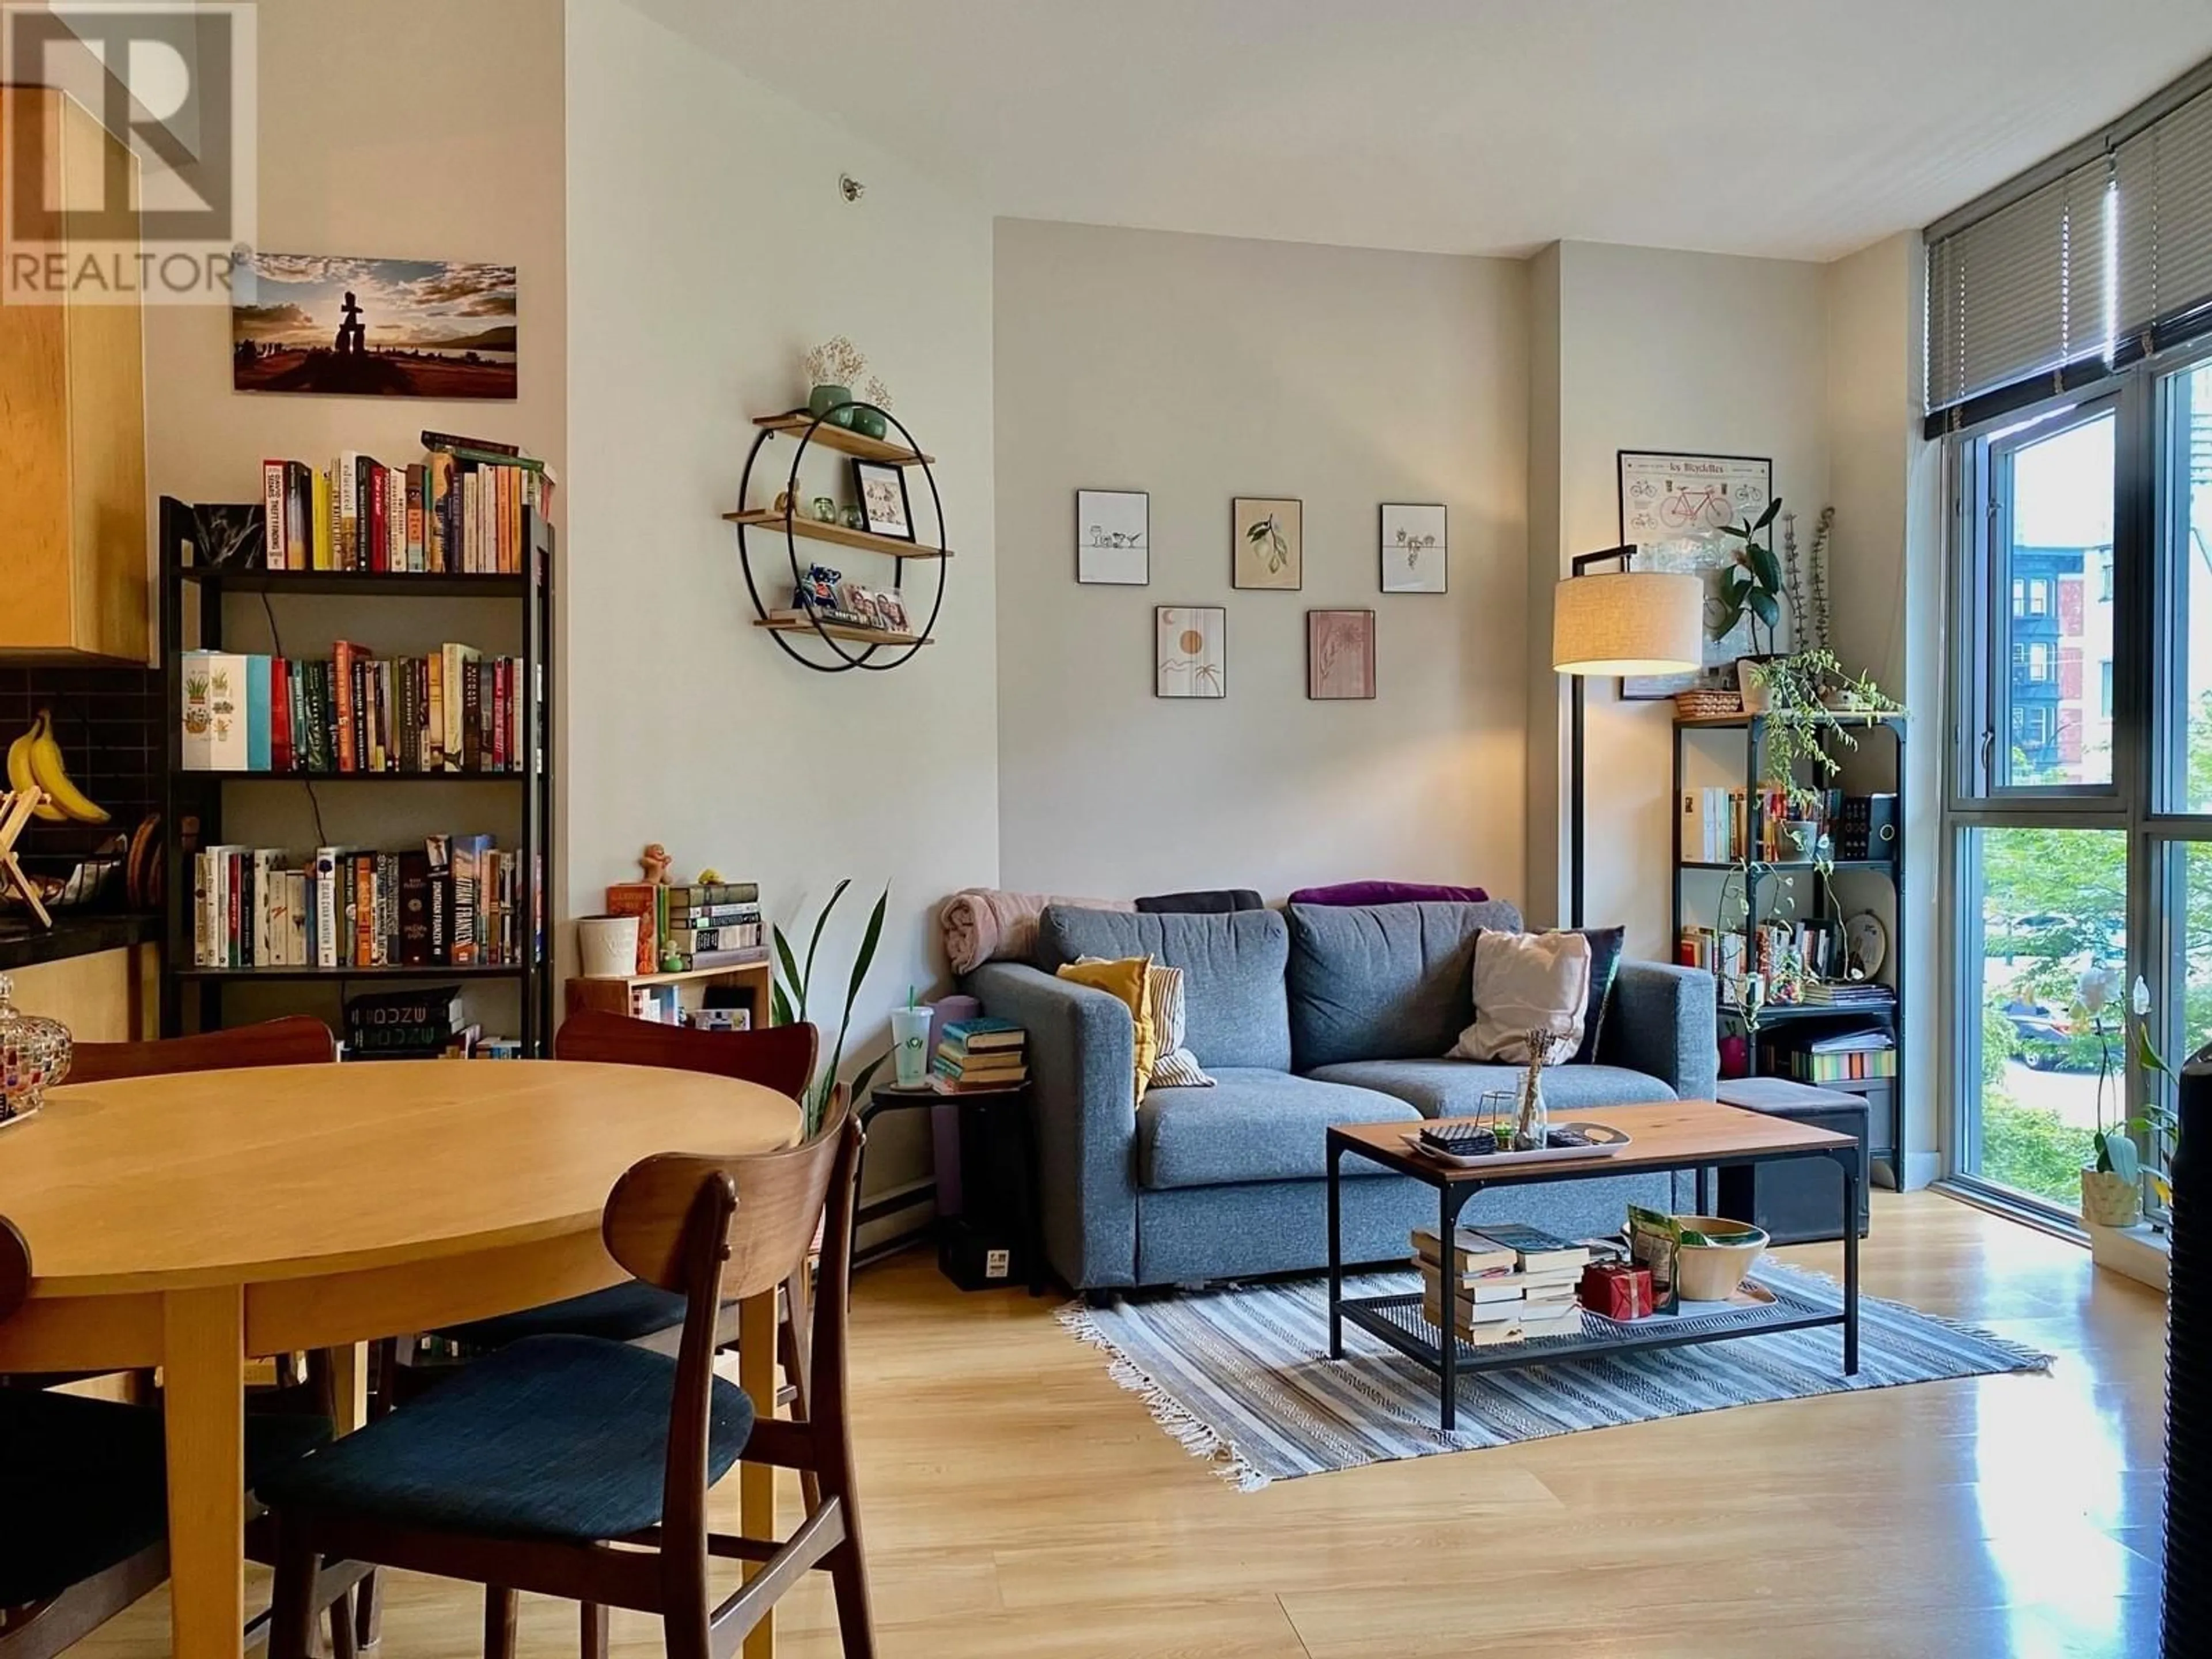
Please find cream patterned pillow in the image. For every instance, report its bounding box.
[1449,930,1593,1065]
[1079,956,1214,1089]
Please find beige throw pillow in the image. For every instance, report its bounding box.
[1450,930,1594,1065]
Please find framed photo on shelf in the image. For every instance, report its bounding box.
[1307,609,1376,700]
[851,459,915,541]
[1157,607,1226,699]
[1615,449,1772,700]
[1379,503,1446,593]
[1232,497,1302,590]
[1076,489,1149,585]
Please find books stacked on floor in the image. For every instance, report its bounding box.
[600,880,764,974]
[178,643,535,774]
[257,432,554,576]
[1779,1025,1897,1082]
[190,834,537,968]
[930,1018,1027,1093]
[1412,1222,1593,1345]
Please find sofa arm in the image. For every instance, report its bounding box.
[966,961,1139,1290]
[1600,960,1718,1102]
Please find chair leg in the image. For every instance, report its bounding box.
[483,1586,518,1659]
[327,1585,358,1659]
[828,1533,877,1659]
[779,1271,822,1512]
[268,1521,319,1659]
[352,1570,381,1652]
[581,1601,609,1659]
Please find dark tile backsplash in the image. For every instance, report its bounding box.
[0,665,162,869]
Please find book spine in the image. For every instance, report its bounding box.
[180,650,214,771]
[405,463,425,571]
[192,850,210,965]
[313,849,338,967]
[462,659,482,772]
[286,460,310,569]
[263,461,286,568]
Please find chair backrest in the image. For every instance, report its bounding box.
[0,1217,29,1323]
[65,1016,338,1085]
[554,1009,817,1103]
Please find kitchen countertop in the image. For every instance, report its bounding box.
[0,911,160,974]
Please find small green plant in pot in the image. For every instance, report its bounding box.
[2081,972,2180,1225]
[1713,499,1785,704]
[771,877,891,1135]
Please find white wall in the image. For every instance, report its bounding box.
[564,0,999,1194]
[1528,242,1832,960]
[993,219,1529,903]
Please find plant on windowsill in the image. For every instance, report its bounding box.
[2080,969,2178,1226]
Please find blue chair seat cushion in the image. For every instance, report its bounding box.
[257,1334,753,1543]
[433,1279,690,1349]
[0,1388,329,1607]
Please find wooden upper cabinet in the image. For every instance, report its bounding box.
[0,85,149,664]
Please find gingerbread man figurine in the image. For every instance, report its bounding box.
[639,843,674,886]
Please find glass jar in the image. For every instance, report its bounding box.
[0,973,71,1123]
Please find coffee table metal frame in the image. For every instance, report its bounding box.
[1326,1124,1861,1430]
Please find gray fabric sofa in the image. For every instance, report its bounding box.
[967,899,1717,1294]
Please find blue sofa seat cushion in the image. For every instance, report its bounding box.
[259,1334,752,1543]
[1138,1067,1418,1190]
[1287,900,1527,1069]
[1037,906,1293,1070]
[1305,1058,1677,1120]
[0,1388,329,1608]
[434,1279,688,1349]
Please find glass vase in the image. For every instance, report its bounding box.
[0,973,71,1123]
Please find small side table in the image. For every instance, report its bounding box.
[859,1082,1047,1295]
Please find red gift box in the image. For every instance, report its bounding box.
[1581,1261,1654,1321]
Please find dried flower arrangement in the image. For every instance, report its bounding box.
[802,336,868,390]
[862,374,893,411]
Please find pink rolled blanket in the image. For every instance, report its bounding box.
[941,888,1132,974]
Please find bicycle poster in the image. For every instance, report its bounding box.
[1615,449,1774,699]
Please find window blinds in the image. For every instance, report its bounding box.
[1926,71,2212,430]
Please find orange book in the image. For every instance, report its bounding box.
[604,882,661,973]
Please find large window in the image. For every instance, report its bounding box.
[1948,350,2212,1221]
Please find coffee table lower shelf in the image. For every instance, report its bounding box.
[1339,1281,1847,1382]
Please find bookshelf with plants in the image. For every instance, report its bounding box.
[157,435,554,1055]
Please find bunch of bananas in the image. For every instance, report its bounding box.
[5,710,109,825]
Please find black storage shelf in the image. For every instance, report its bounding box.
[1672,711,1907,1189]
[157,497,556,1056]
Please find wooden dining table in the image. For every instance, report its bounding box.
[0,1059,802,1659]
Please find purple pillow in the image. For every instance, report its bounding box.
[1289,880,1490,907]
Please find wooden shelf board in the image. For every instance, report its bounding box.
[178,569,529,598]
[751,414,933,466]
[1675,711,1906,731]
[753,617,932,648]
[174,962,531,980]
[572,961,770,989]
[179,771,528,783]
[723,509,949,560]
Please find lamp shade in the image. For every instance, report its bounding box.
[1552,571,1705,676]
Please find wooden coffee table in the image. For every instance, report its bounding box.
[1326,1100,1861,1429]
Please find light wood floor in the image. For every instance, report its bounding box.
[79,1191,2165,1658]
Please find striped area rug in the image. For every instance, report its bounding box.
[1059,1263,2051,1489]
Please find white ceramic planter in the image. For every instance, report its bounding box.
[2081,1165,2143,1229]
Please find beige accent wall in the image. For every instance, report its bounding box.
[993,219,1529,904]
[563,1,1000,1195]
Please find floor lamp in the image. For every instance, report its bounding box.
[1551,548,1705,928]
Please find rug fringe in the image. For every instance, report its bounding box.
[1755,1262,2055,1373]
[1057,1300,1274,1491]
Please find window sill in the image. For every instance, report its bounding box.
[2087,1219,2170,1294]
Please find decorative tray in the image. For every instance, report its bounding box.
[1402,1120,1632,1169]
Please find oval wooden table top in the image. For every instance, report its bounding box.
[2,1059,802,1296]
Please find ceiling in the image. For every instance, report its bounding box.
[631,0,2212,262]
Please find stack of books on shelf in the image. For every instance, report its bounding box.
[1780,1025,1897,1082]
[1680,785,1848,863]
[257,431,553,576]
[1798,979,1896,1010]
[1412,1222,1592,1346]
[930,1018,1027,1093]
[600,880,764,974]
[190,834,537,969]
[344,986,467,1059]
[178,643,534,775]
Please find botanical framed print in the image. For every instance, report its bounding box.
[1156,607,1226,699]
[1380,503,1446,593]
[1232,497,1302,590]
[1615,449,1772,699]
[1075,489,1150,585]
[851,459,915,540]
[1307,609,1376,700]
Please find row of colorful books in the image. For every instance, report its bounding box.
[191,834,536,969]
[1680,785,1850,863]
[179,644,534,774]
[1413,1222,1593,1344]
[931,1017,1026,1093]
[259,431,552,575]
[602,880,765,974]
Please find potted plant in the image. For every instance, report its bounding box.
[1743,647,1901,876]
[2081,971,2179,1226]
[1713,499,1784,708]
[802,336,868,430]
[771,877,892,1135]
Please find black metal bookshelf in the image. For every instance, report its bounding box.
[156,497,556,1055]
[1671,712,1907,1187]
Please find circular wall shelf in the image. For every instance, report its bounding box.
[731,403,949,673]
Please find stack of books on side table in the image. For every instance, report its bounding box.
[1413,1222,1594,1345]
[930,1018,1027,1093]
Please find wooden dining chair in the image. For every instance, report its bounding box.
[265,1092,876,1659]
[0,1218,363,1659]
[65,1015,339,1084]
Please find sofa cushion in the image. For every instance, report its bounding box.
[1286,900,1524,1069]
[1305,1058,1677,1120]
[1137,1067,1416,1190]
[1039,907,1291,1070]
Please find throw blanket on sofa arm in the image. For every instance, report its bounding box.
[941,888,1135,974]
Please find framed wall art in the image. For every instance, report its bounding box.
[1615,449,1772,699]
[852,459,915,540]
[1308,609,1377,700]
[1232,497,1302,590]
[1076,489,1149,584]
[1157,607,1226,699]
[1379,503,1446,593]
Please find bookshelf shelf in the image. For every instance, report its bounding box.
[721,509,952,560]
[752,616,932,649]
[158,495,556,1056]
[749,414,933,466]
[1680,857,1896,874]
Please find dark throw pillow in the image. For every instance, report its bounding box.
[1573,926,1627,1065]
